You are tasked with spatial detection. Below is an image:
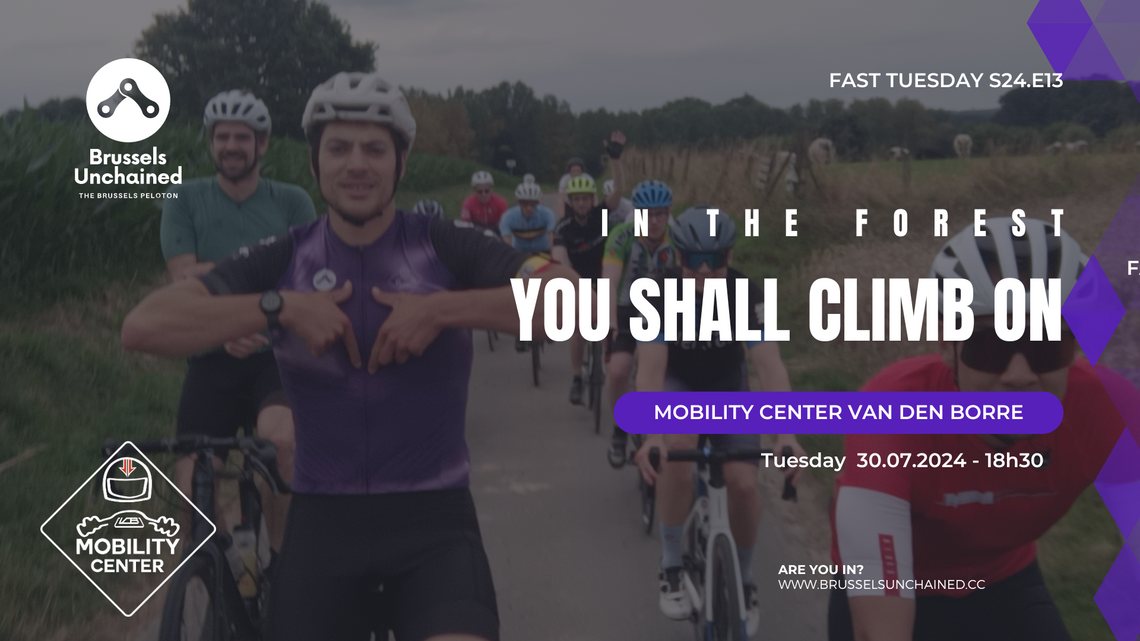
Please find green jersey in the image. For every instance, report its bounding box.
[603,221,677,306]
[160,176,317,263]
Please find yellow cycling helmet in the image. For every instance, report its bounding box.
[565,175,597,195]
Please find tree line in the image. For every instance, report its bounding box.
[9,0,1139,182]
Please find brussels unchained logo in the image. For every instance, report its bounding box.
[85,58,170,143]
[40,443,215,616]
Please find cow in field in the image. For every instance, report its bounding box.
[953,134,972,159]
[808,138,835,166]
[1065,140,1089,154]
[1046,141,1063,154]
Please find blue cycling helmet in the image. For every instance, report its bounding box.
[669,206,736,253]
[631,180,673,208]
[412,199,445,218]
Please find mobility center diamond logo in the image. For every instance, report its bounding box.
[40,442,215,617]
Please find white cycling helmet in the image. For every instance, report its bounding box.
[515,174,542,201]
[204,90,271,133]
[603,179,614,196]
[930,216,1086,316]
[301,72,417,151]
[471,171,494,187]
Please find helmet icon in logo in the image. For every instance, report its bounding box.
[85,58,170,143]
[103,457,152,503]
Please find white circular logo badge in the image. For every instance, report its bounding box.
[313,268,337,292]
[85,58,171,143]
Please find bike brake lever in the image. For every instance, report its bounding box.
[781,445,798,502]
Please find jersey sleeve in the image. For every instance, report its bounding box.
[834,486,916,598]
[159,185,196,261]
[429,217,528,289]
[603,224,633,266]
[542,207,557,232]
[840,434,917,501]
[552,218,569,247]
[199,235,294,295]
[459,195,476,222]
[288,185,318,225]
[741,275,765,347]
[499,209,515,237]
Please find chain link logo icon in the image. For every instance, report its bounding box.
[85,59,170,143]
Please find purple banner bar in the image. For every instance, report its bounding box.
[615,392,1063,434]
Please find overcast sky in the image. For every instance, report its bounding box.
[1,0,1066,115]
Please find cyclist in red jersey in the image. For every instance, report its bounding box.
[828,216,1139,641]
[461,171,509,233]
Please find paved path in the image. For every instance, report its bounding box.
[466,335,827,640]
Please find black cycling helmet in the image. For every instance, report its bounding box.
[565,157,586,171]
[670,206,736,253]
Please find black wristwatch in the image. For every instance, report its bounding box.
[260,290,283,330]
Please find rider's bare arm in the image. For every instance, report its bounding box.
[166,254,212,282]
[602,132,626,212]
[848,596,915,641]
[551,245,571,268]
[747,342,791,392]
[121,278,268,356]
[635,340,668,393]
[835,485,916,641]
[601,261,622,337]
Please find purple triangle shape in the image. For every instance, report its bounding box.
[1030,22,1094,72]
[1081,0,1108,21]
[1063,256,1126,364]
[1097,368,1140,433]
[1095,0,1140,22]
[1064,26,1127,79]
[1067,309,1126,363]
[1097,23,1140,74]
[1094,545,1140,641]
[1029,0,1093,23]
[1064,255,1125,312]
[1094,431,1140,537]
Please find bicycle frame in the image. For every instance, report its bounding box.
[682,458,747,629]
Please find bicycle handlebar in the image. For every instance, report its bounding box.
[649,445,798,502]
[102,436,291,495]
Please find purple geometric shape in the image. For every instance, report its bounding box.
[1063,26,1127,80]
[1081,0,1108,21]
[1063,255,1126,365]
[1097,23,1140,74]
[1095,0,1140,22]
[1029,22,1094,72]
[1095,368,1140,434]
[1029,0,1092,23]
[1094,431,1140,538]
[1094,544,1140,641]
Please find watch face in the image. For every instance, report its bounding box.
[261,290,282,313]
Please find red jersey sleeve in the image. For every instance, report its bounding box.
[837,355,953,501]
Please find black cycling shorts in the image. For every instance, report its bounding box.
[827,559,1070,641]
[607,306,639,355]
[268,488,499,641]
[175,349,288,437]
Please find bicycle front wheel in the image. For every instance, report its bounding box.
[532,340,541,387]
[706,534,745,641]
[590,342,604,433]
[158,554,230,641]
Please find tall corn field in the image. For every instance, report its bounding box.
[0,112,507,313]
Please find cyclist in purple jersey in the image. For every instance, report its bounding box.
[122,71,578,641]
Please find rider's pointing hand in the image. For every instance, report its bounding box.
[369,287,443,370]
[280,281,361,368]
